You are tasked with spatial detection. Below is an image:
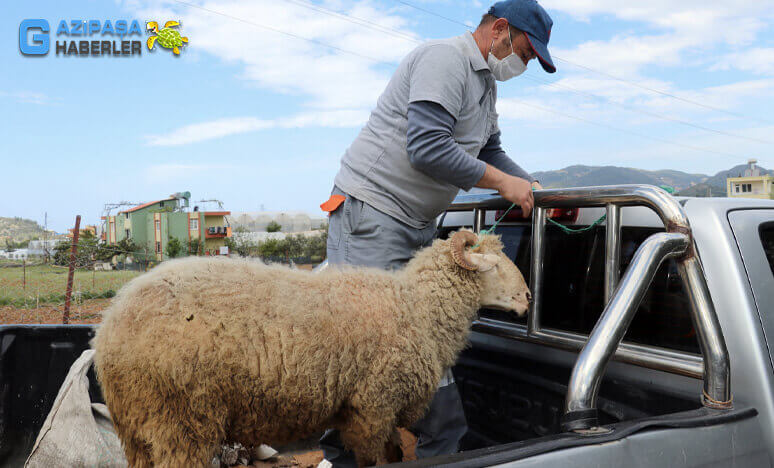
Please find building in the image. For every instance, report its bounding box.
[727,159,774,199]
[0,249,29,261]
[27,239,60,257]
[67,225,97,238]
[101,192,231,261]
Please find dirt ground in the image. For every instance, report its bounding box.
[0,298,110,324]
[239,429,417,467]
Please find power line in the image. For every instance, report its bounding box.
[389,0,771,125]
[171,0,395,65]
[510,98,754,160]
[291,0,772,143]
[551,57,773,125]
[393,0,473,30]
[282,0,773,146]
[521,74,774,145]
[282,0,421,44]
[171,0,767,160]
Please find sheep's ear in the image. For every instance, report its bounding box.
[467,253,499,272]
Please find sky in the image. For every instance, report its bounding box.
[2,0,774,231]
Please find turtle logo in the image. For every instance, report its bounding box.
[146,21,188,55]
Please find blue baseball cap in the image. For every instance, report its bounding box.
[488,0,556,73]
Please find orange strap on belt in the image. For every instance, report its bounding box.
[320,194,346,213]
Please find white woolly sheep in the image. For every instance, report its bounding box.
[91,230,530,467]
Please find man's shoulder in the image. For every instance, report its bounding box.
[412,36,467,60]
[409,36,470,69]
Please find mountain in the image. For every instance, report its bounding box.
[531,164,768,197]
[0,217,46,247]
[703,164,774,188]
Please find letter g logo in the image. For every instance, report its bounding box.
[20,19,50,55]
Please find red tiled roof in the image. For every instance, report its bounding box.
[119,198,176,214]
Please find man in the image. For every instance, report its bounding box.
[320,0,555,465]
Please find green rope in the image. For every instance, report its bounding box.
[470,203,607,249]
[547,213,607,234]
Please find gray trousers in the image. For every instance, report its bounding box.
[320,186,468,467]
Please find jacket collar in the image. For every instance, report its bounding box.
[461,32,490,72]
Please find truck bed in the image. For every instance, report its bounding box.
[0,324,757,467]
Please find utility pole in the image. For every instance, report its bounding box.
[44,212,48,263]
[63,215,81,324]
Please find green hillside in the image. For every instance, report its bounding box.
[0,217,46,247]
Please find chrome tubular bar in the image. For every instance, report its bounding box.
[450,184,732,429]
[604,204,621,304]
[562,232,689,430]
[528,207,547,334]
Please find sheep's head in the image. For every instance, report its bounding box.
[450,230,531,316]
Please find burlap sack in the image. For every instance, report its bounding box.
[24,349,127,467]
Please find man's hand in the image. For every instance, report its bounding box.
[532,181,543,190]
[498,175,534,217]
[476,164,535,217]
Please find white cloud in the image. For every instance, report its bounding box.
[0,91,50,105]
[542,1,774,79]
[124,0,418,111]
[145,109,369,146]
[713,48,774,76]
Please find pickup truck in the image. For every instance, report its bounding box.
[1,185,772,467]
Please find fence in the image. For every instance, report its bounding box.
[0,216,329,325]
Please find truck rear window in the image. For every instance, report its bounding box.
[479,224,700,355]
[759,223,774,276]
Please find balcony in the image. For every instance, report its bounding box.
[205,226,232,238]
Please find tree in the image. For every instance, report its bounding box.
[266,221,282,233]
[166,237,184,258]
[187,238,204,256]
[304,231,327,261]
[257,238,281,258]
[225,235,256,257]
[278,234,304,261]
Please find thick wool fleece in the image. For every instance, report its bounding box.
[92,234,505,468]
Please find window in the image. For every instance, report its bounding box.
[189,218,199,230]
[759,223,774,277]
[456,224,700,354]
[735,184,740,193]
[155,220,161,231]
[155,241,161,253]
[125,229,130,238]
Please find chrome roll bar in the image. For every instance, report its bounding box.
[449,184,732,431]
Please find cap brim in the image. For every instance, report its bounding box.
[525,33,556,74]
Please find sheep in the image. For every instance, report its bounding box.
[91,230,530,468]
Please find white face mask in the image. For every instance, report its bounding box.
[487,28,527,81]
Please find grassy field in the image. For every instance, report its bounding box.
[0,264,141,308]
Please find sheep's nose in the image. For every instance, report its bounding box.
[526,291,533,303]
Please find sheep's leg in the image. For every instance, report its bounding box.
[339,406,395,467]
[121,433,153,468]
[384,427,404,464]
[147,429,216,468]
